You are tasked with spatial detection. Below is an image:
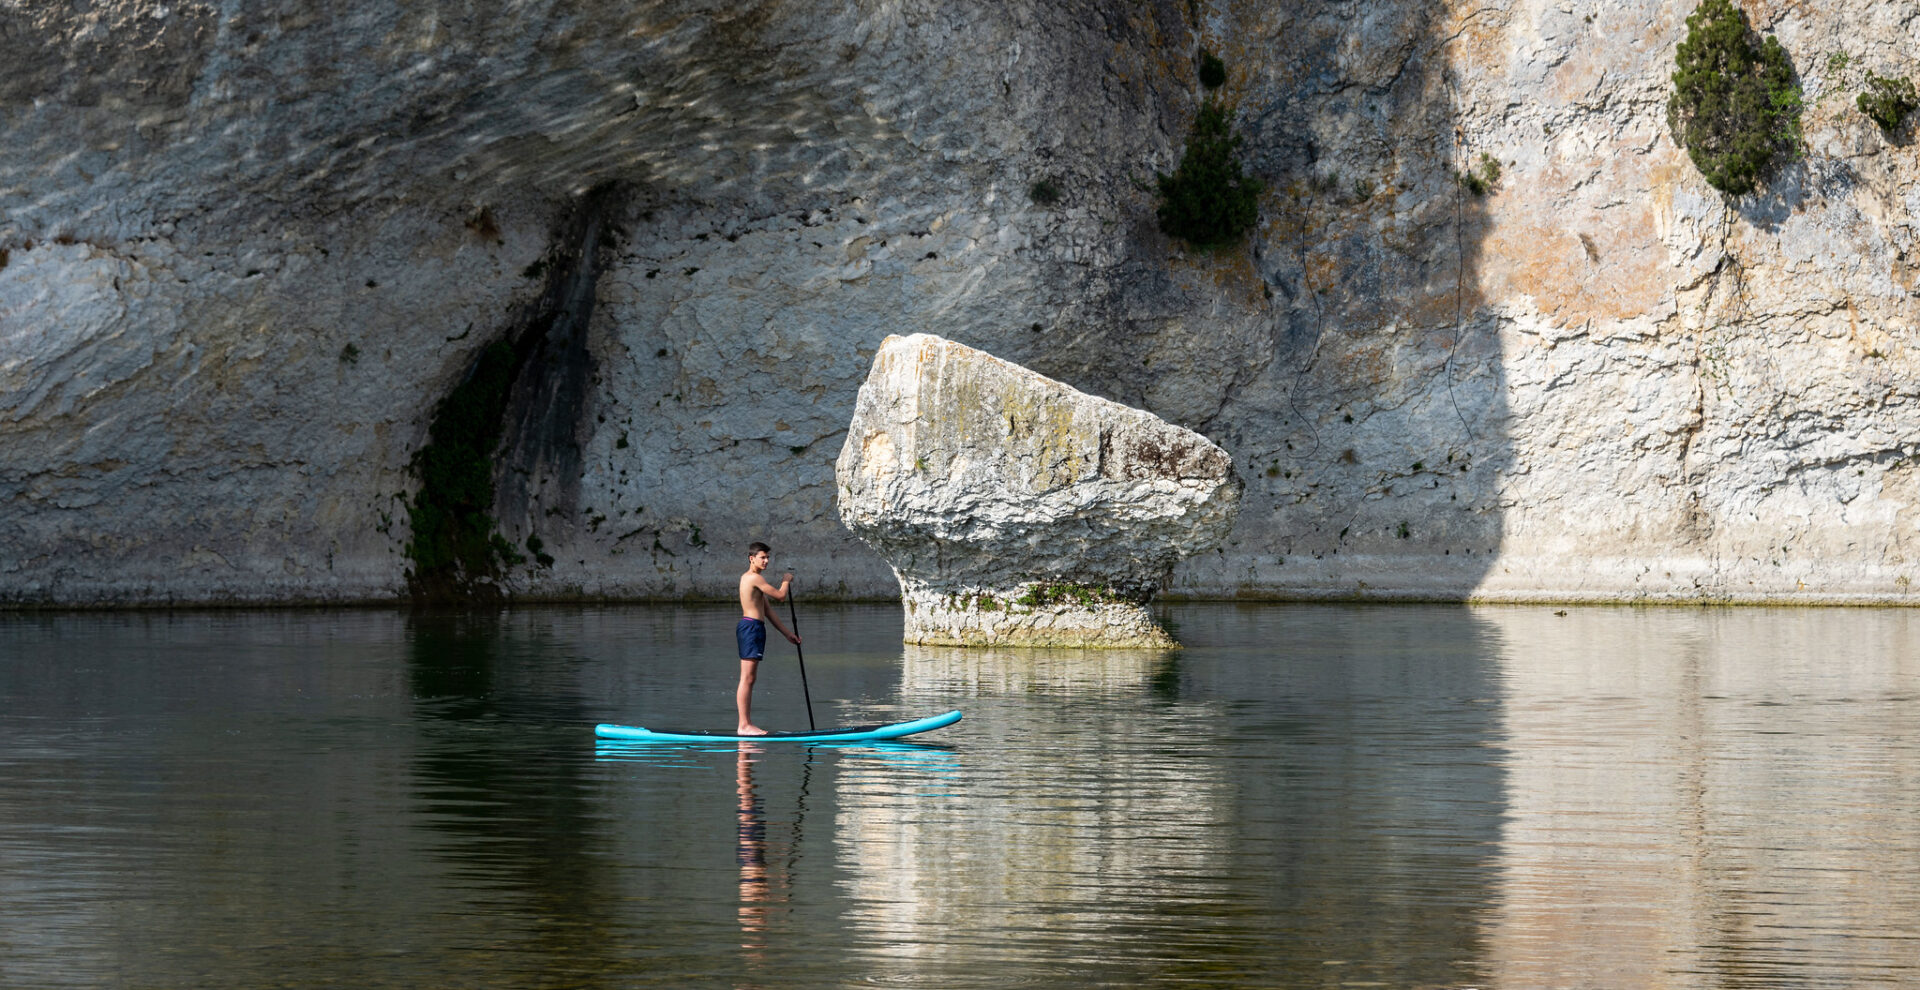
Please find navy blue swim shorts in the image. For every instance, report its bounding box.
[736,617,766,660]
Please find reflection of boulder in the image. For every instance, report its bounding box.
[835,334,1240,648]
[831,695,1232,975]
[899,643,1176,696]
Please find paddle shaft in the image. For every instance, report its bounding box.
[786,584,816,731]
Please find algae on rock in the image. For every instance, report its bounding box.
[405,340,523,604]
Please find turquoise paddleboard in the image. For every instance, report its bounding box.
[594,709,962,743]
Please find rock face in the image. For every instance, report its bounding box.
[836,334,1238,647]
[3,1,1920,607]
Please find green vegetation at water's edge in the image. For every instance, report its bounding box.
[1666,0,1802,196]
[1014,582,1137,608]
[1157,98,1263,250]
[405,340,522,602]
[942,582,1144,613]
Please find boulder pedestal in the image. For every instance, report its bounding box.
[899,578,1178,649]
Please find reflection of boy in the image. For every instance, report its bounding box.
[735,542,799,736]
[736,743,771,951]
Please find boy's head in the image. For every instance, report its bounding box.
[747,541,771,561]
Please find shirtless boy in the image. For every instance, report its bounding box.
[735,542,801,735]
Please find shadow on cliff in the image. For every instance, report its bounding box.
[1005,2,1511,602]
[1734,153,1858,233]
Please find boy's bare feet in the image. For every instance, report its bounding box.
[737,724,768,736]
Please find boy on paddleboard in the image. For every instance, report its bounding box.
[736,542,800,735]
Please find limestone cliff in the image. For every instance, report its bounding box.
[2,0,1917,605]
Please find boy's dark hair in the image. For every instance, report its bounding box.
[747,541,771,556]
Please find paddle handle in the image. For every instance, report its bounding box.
[787,583,816,731]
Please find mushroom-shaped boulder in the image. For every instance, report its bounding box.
[835,333,1240,647]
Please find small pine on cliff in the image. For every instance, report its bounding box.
[1157,99,1263,249]
[1666,0,1802,196]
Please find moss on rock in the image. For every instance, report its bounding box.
[405,340,523,603]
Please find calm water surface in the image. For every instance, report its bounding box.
[2,604,1917,988]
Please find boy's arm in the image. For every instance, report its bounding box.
[764,609,798,644]
[749,572,792,601]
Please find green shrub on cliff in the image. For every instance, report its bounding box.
[1858,72,1917,132]
[1198,49,1227,90]
[1157,99,1263,249]
[1666,0,1802,196]
[1458,152,1501,196]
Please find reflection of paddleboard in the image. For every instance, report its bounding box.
[594,709,962,743]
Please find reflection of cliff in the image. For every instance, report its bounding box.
[1178,604,1508,987]
[0,612,431,986]
[833,645,1235,976]
[405,612,620,987]
[1482,608,1920,987]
